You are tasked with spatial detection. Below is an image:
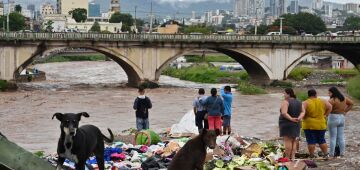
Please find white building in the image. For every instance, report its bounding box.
[43,14,67,32]
[325,4,333,17]
[211,15,225,25]
[66,18,122,33]
[248,0,265,18]
[234,0,248,17]
[41,2,56,16]
[313,0,323,10]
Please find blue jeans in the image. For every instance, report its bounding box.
[327,114,345,157]
[136,118,149,131]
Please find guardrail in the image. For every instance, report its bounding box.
[1,32,360,43]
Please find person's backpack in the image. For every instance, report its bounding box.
[136,97,149,118]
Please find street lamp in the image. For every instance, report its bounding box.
[6,0,9,32]
[279,17,284,35]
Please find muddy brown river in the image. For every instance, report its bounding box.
[0,61,359,168]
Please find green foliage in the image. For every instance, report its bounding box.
[109,12,134,32]
[183,25,214,34]
[44,20,54,32]
[347,75,360,100]
[288,67,313,81]
[33,151,45,157]
[249,24,269,35]
[184,55,235,63]
[237,81,267,95]
[333,69,359,76]
[162,66,248,83]
[0,80,8,91]
[8,12,25,31]
[15,4,22,13]
[344,16,360,32]
[272,12,326,35]
[101,30,112,33]
[296,91,308,101]
[90,21,101,33]
[41,55,106,63]
[69,8,87,23]
[270,80,293,88]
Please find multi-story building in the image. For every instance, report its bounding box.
[289,0,299,14]
[325,4,333,17]
[344,3,359,13]
[41,2,56,16]
[248,0,265,18]
[234,0,248,17]
[313,0,323,10]
[27,4,35,13]
[278,0,287,16]
[89,2,100,17]
[299,0,312,9]
[269,0,279,17]
[57,0,89,15]
[22,9,32,18]
[0,2,3,16]
[110,0,120,13]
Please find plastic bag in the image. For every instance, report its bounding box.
[170,110,199,135]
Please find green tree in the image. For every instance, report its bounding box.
[183,25,214,34]
[109,12,134,32]
[9,12,25,31]
[249,24,269,35]
[44,20,54,32]
[90,21,101,32]
[15,4,22,13]
[344,16,360,33]
[69,8,87,23]
[272,12,326,35]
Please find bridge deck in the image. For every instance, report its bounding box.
[1,32,360,44]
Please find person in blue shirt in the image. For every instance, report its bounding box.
[221,86,233,135]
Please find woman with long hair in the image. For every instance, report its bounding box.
[328,86,353,158]
[279,88,305,160]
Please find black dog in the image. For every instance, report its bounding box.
[167,129,217,170]
[52,112,114,170]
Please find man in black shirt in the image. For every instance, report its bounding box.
[133,87,152,130]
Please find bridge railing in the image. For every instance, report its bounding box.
[1,32,360,43]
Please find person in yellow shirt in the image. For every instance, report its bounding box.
[302,89,332,158]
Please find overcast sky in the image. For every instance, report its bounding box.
[326,0,360,3]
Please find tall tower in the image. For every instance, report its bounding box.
[111,0,120,13]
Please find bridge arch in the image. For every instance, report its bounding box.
[155,48,272,84]
[15,45,143,87]
[285,49,360,79]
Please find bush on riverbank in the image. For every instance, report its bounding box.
[0,80,8,91]
[185,55,236,63]
[237,81,267,95]
[162,66,248,83]
[296,91,308,101]
[288,67,313,81]
[41,55,106,63]
[333,69,359,77]
[347,75,360,100]
[270,80,293,88]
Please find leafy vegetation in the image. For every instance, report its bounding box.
[184,55,235,63]
[33,151,45,158]
[109,12,134,32]
[41,55,106,63]
[272,12,326,35]
[343,16,360,33]
[0,12,25,31]
[183,25,214,34]
[162,66,248,83]
[296,91,308,101]
[332,69,359,76]
[69,8,87,23]
[44,20,54,32]
[15,4,22,13]
[237,81,267,95]
[269,80,293,88]
[288,67,313,81]
[90,21,101,33]
[0,80,8,91]
[320,79,345,83]
[347,75,360,100]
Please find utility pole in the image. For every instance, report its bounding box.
[6,0,10,32]
[255,8,258,35]
[149,0,153,33]
[134,5,137,33]
[279,17,284,35]
[2,1,5,31]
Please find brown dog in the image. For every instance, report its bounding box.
[168,129,217,170]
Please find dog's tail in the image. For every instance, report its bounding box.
[103,128,114,143]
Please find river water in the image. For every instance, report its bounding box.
[0,61,358,158]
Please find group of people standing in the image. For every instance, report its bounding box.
[279,87,353,160]
[193,86,233,135]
